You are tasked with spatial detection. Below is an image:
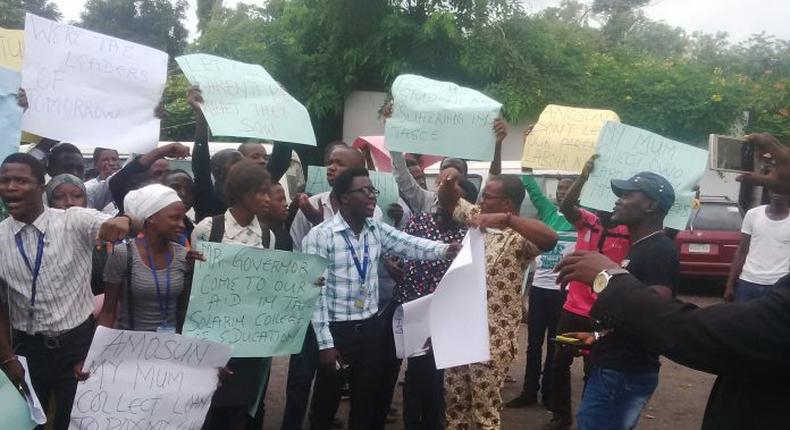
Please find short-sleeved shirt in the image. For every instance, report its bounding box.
[393,212,468,304]
[563,209,630,317]
[739,205,790,285]
[591,231,679,372]
[453,199,541,364]
[104,241,188,331]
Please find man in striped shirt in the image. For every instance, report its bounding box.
[0,153,137,430]
[302,167,460,430]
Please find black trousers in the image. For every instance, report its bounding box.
[548,309,593,421]
[376,302,402,422]
[523,287,566,401]
[403,351,445,430]
[281,325,339,430]
[14,316,95,430]
[310,317,387,430]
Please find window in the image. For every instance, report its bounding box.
[691,203,743,231]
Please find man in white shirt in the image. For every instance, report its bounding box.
[84,147,120,211]
[724,191,790,302]
[0,153,136,430]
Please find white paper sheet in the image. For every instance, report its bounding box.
[21,14,167,152]
[18,356,46,425]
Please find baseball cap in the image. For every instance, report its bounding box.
[611,171,675,212]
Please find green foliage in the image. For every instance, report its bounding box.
[79,0,188,58]
[0,0,61,27]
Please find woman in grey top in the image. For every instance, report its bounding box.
[98,184,191,332]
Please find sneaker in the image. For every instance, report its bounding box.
[505,393,538,408]
[542,416,572,430]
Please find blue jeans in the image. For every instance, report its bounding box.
[735,279,773,302]
[577,367,658,430]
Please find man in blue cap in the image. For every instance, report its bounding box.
[569,171,680,430]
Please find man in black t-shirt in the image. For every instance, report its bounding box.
[576,171,679,430]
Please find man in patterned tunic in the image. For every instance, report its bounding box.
[436,169,558,429]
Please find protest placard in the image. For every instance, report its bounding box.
[393,229,490,369]
[0,66,23,163]
[21,13,167,152]
[183,242,328,357]
[69,327,231,430]
[385,74,502,161]
[0,359,36,430]
[176,53,316,146]
[579,121,708,230]
[521,104,620,172]
[304,165,401,225]
[0,28,24,71]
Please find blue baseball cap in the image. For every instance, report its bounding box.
[611,171,675,212]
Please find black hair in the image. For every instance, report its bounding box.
[489,174,526,208]
[92,147,117,162]
[162,169,193,182]
[2,153,46,184]
[459,178,479,203]
[224,159,271,206]
[405,158,420,168]
[48,143,83,176]
[332,167,369,198]
[238,142,266,156]
[440,158,468,176]
[210,149,243,181]
[323,140,347,162]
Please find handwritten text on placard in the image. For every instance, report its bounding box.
[184,242,327,357]
[579,122,708,230]
[69,327,231,430]
[385,74,501,161]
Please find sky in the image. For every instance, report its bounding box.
[53,0,790,43]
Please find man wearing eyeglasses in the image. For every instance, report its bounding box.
[302,167,462,430]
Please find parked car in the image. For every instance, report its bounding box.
[674,196,744,280]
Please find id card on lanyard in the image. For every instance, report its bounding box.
[143,238,175,333]
[15,229,45,334]
[340,231,369,310]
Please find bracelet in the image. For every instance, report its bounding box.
[1,355,19,367]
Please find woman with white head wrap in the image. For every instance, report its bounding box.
[98,184,192,333]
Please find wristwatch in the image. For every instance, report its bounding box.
[592,268,630,294]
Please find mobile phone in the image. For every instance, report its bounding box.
[551,335,588,348]
[709,134,759,174]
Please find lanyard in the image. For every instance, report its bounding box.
[142,238,173,323]
[14,229,45,313]
[340,231,369,284]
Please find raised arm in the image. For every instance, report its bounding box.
[522,175,556,222]
[488,118,507,176]
[559,155,596,223]
[188,86,216,221]
[109,143,190,212]
[391,151,436,213]
[266,143,293,183]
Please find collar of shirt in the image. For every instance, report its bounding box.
[318,191,336,218]
[8,207,50,236]
[224,209,263,242]
[329,211,376,234]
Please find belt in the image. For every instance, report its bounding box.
[13,316,95,350]
[331,316,379,332]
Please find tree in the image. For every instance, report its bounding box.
[0,0,61,28]
[196,0,223,33]
[79,0,188,58]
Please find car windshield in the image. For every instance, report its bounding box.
[690,203,743,231]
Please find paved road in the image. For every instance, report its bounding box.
[260,284,722,429]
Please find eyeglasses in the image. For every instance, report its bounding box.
[348,186,380,197]
[480,192,508,201]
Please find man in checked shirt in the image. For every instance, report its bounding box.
[302,167,461,430]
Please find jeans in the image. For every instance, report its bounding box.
[523,287,565,401]
[577,367,659,430]
[310,316,388,430]
[404,352,445,430]
[549,310,593,421]
[735,279,773,302]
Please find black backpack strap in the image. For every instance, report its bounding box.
[209,215,225,243]
[125,241,136,331]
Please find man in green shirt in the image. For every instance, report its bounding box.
[506,175,577,410]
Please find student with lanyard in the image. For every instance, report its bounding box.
[95,184,191,334]
[543,155,631,429]
[0,153,138,430]
[191,159,276,430]
[302,167,462,430]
